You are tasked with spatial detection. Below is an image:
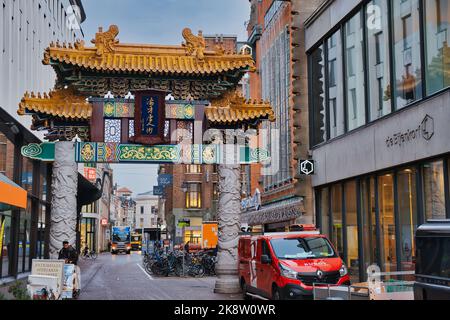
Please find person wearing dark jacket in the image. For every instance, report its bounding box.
[58,241,78,265]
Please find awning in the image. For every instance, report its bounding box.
[241,197,304,226]
[0,173,27,210]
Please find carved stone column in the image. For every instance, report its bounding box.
[214,163,242,294]
[49,141,78,258]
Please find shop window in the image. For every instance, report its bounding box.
[0,134,7,176]
[424,0,450,95]
[18,205,31,273]
[392,0,423,109]
[0,213,12,278]
[309,44,326,146]
[344,11,366,131]
[39,164,48,202]
[186,183,202,209]
[21,157,34,194]
[327,31,345,139]
[184,230,201,244]
[423,160,446,220]
[361,177,378,274]
[213,183,219,201]
[378,174,397,273]
[36,204,46,259]
[331,184,344,257]
[345,181,359,282]
[397,168,418,272]
[367,0,392,121]
[319,188,330,237]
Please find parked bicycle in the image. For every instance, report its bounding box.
[81,247,98,260]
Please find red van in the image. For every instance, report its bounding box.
[238,225,350,300]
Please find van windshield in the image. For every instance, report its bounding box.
[270,237,336,260]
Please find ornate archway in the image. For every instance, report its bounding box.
[18,25,274,294]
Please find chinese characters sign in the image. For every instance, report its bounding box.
[130,90,167,145]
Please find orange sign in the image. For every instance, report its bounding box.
[101,218,108,226]
[202,222,218,249]
[0,176,27,209]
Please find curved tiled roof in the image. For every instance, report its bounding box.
[18,87,91,120]
[43,25,255,76]
[206,91,275,124]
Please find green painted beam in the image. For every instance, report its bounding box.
[21,142,271,165]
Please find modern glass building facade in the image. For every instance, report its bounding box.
[0,112,51,282]
[306,0,450,282]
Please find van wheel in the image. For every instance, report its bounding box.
[272,286,281,300]
[242,283,252,300]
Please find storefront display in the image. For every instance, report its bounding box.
[316,156,450,281]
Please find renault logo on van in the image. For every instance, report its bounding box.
[317,270,324,279]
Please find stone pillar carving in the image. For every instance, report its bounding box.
[214,163,242,294]
[49,141,78,258]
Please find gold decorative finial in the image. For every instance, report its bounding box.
[182,28,206,60]
[91,25,120,56]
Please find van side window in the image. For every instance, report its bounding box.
[261,240,271,258]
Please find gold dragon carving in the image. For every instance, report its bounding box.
[182,28,206,60]
[91,25,120,56]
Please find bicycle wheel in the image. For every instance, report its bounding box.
[90,252,98,260]
[81,253,88,260]
[195,265,205,277]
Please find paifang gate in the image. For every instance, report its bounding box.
[17,25,275,294]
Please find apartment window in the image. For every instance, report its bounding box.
[140,206,144,214]
[186,165,202,174]
[392,0,423,109]
[425,0,450,95]
[327,31,345,139]
[344,11,366,131]
[367,0,392,121]
[310,44,326,146]
[213,183,219,201]
[186,183,202,209]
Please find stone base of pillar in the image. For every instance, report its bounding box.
[214,263,241,294]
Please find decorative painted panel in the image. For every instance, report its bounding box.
[104,119,122,143]
[103,101,135,118]
[176,121,193,144]
[22,143,271,165]
[165,103,195,120]
[129,120,135,138]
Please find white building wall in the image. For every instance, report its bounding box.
[0,0,83,138]
[135,195,160,230]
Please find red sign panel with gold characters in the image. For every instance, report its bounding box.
[129,90,167,145]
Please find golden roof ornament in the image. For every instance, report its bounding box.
[91,25,120,56]
[182,28,206,60]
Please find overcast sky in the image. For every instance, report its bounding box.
[81,0,250,195]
